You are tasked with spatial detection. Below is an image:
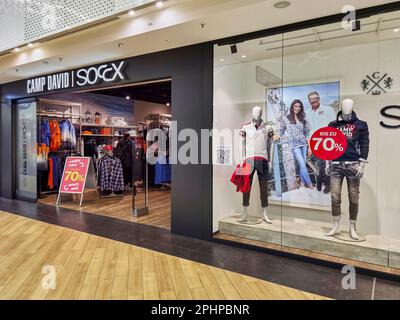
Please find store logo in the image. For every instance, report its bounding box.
[75,61,126,86]
[361,72,393,95]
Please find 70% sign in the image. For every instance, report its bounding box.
[310,127,348,161]
[63,170,85,183]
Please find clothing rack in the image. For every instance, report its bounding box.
[143,114,172,196]
[37,98,82,199]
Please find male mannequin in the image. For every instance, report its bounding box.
[325,99,370,240]
[238,106,278,224]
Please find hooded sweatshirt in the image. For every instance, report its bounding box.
[328,111,370,162]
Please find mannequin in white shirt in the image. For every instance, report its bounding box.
[238,106,278,224]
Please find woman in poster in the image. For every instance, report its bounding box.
[278,99,313,189]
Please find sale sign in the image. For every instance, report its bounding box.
[59,157,90,194]
[310,127,348,160]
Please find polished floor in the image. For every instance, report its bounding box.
[0,198,399,300]
[38,188,171,230]
[0,211,326,300]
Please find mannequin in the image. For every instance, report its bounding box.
[325,99,370,240]
[238,106,279,224]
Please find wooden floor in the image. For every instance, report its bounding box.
[215,232,400,276]
[38,188,171,230]
[0,211,328,300]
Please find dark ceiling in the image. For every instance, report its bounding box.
[94,80,171,105]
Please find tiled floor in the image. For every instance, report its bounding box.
[0,198,399,299]
[0,211,327,300]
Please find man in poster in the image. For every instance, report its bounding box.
[305,91,336,193]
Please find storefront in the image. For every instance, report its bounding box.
[1,3,400,275]
[0,44,214,240]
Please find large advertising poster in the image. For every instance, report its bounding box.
[266,81,340,208]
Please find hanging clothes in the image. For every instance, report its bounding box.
[49,120,61,152]
[154,155,171,185]
[59,120,77,149]
[98,155,125,194]
[46,155,65,190]
[115,138,133,186]
[40,119,51,146]
[47,158,54,190]
[37,143,49,171]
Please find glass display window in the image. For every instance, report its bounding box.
[213,11,400,271]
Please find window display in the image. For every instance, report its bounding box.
[213,11,400,271]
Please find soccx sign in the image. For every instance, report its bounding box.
[76,61,125,86]
[26,61,126,94]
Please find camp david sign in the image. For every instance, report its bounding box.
[26,61,126,94]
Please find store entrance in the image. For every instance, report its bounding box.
[31,80,172,230]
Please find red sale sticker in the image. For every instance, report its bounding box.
[310,127,348,160]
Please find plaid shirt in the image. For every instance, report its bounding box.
[99,156,125,192]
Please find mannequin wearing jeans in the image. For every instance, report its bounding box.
[326,99,369,240]
[238,106,279,224]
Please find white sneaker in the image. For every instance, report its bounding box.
[349,220,359,240]
[326,217,341,236]
[262,209,272,224]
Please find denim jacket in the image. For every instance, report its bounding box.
[279,117,310,150]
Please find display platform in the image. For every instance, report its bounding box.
[219,215,400,268]
[269,188,331,210]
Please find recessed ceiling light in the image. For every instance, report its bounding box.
[241,55,247,59]
[13,48,20,52]
[156,1,164,8]
[126,96,131,100]
[166,103,171,107]
[220,58,224,62]
[273,1,291,9]
[128,10,135,16]
[394,28,400,32]
[27,43,34,48]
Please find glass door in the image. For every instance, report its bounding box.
[15,99,38,201]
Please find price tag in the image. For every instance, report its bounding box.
[310,127,348,160]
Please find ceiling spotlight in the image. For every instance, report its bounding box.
[220,58,225,62]
[241,55,247,59]
[166,103,171,107]
[230,44,238,54]
[394,28,400,32]
[13,48,20,52]
[273,1,291,9]
[128,10,135,16]
[27,43,34,48]
[156,1,164,8]
[126,96,131,100]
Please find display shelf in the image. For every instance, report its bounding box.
[82,134,123,137]
[81,123,138,129]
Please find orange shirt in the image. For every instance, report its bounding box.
[49,120,61,152]
[48,158,54,190]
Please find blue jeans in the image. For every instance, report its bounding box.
[292,146,312,187]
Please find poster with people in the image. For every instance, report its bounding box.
[266,81,340,208]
